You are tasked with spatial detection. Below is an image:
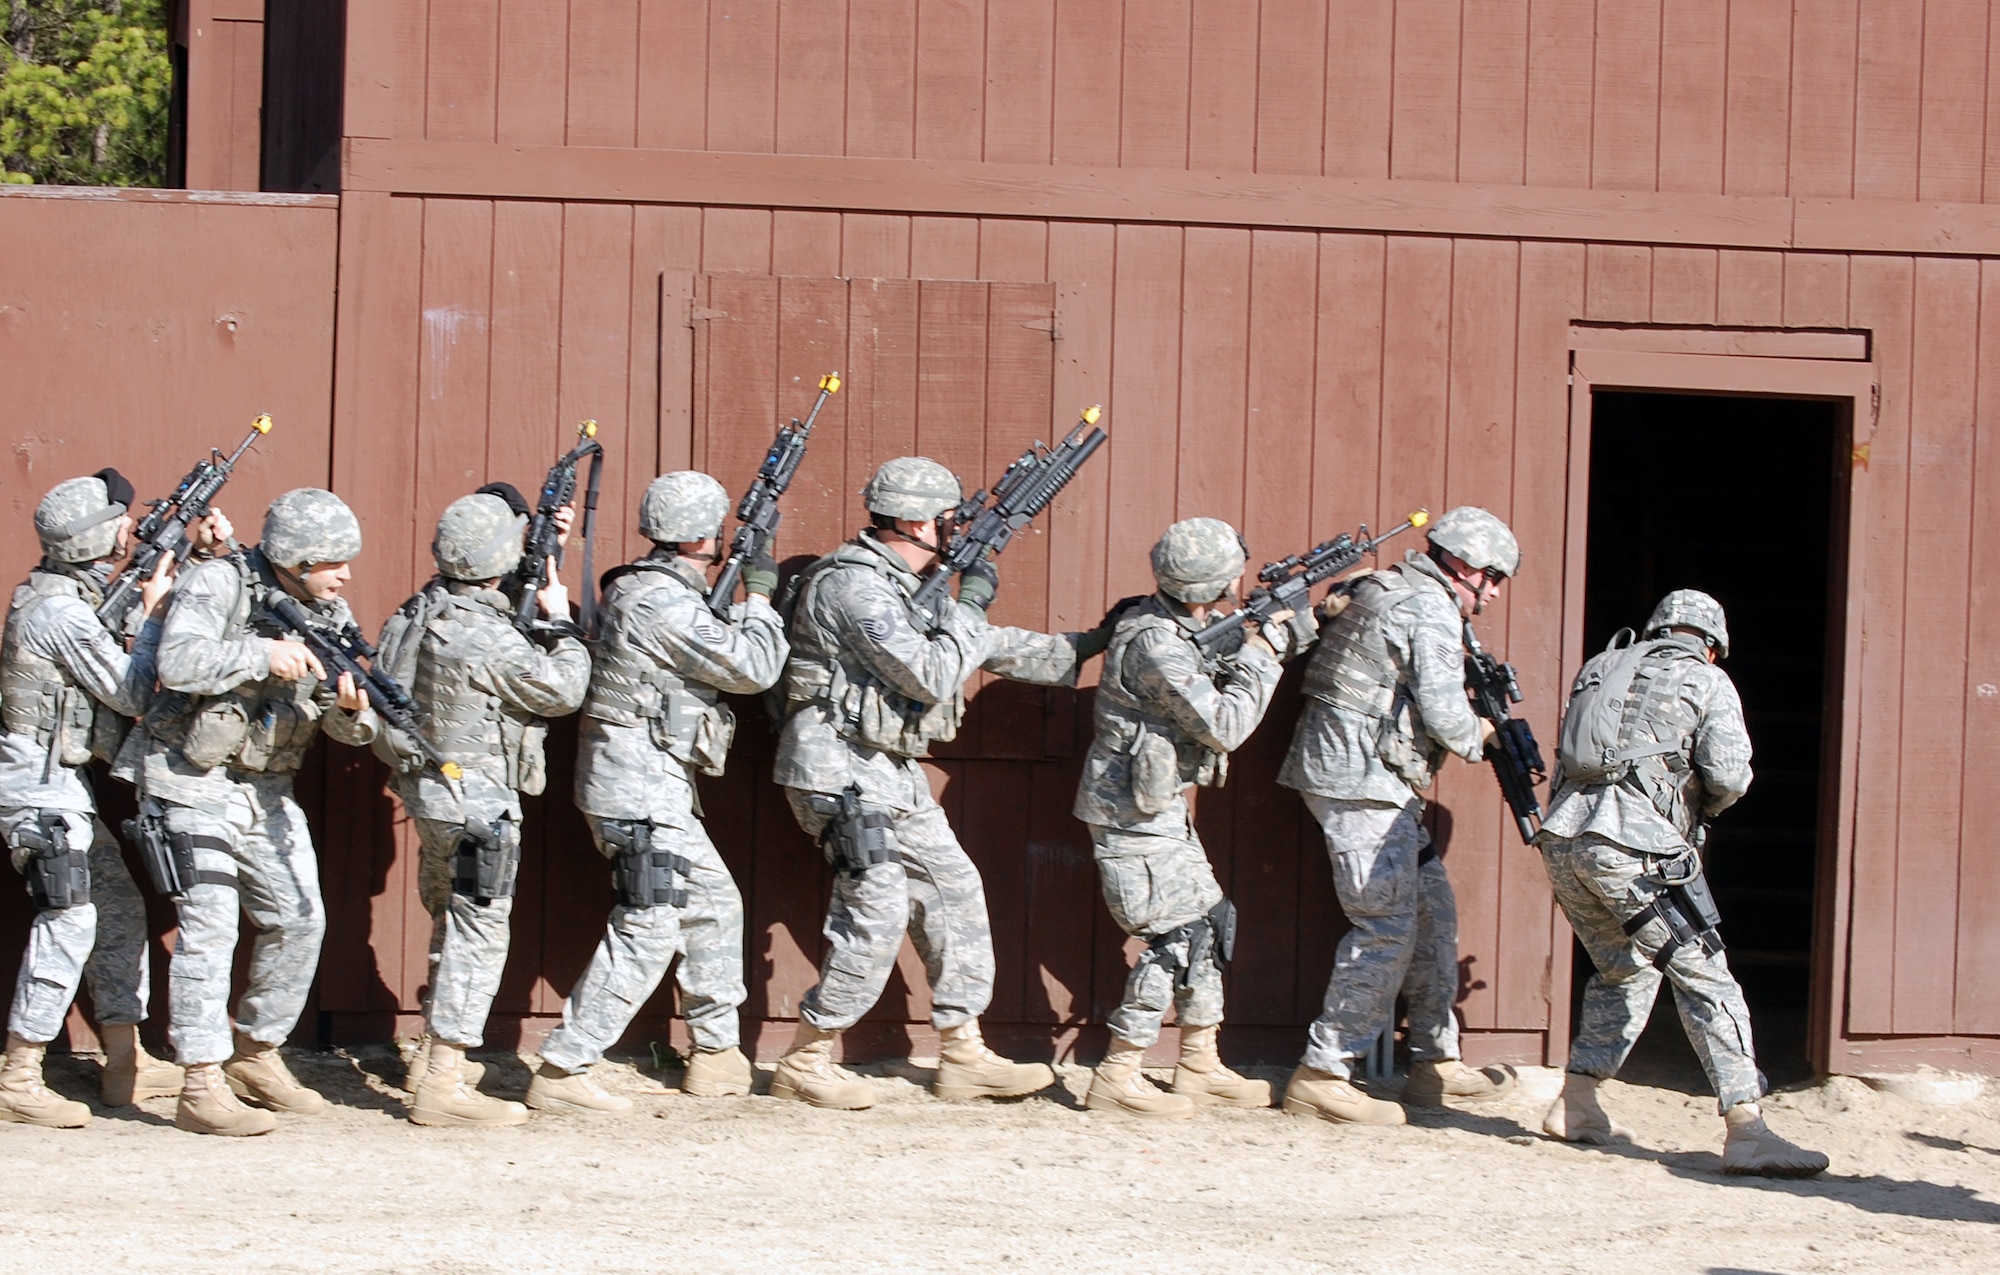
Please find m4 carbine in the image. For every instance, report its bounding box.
[509,420,605,638]
[1190,510,1430,659]
[260,590,464,797]
[909,406,1109,629]
[708,372,840,616]
[97,414,273,624]
[1463,619,1546,844]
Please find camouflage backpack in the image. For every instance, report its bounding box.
[1554,628,1689,787]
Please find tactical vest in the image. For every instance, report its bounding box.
[1094,602,1226,813]
[145,553,326,775]
[411,587,549,794]
[781,540,965,758]
[583,563,736,776]
[1,569,105,766]
[369,579,447,775]
[1301,563,1448,789]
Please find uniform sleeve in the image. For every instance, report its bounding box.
[1125,627,1281,753]
[976,620,1082,687]
[822,570,982,703]
[629,592,790,695]
[1394,593,1484,762]
[318,692,380,745]
[1690,671,1754,817]
[156,560,271,694]
[479,630,593,719]
[45,600,160,718]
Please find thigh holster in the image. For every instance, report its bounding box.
[16,810,88,910]
[1622,852,1724,970]
[451,814,521,904]
[603,819,691,909]
[1140,897,1238,991]
[123,800,237,899]
[804,784,896,877]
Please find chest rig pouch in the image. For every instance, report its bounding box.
[1099,608,1226,815]
[2,575,105,775]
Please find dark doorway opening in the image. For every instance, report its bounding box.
[1578,390,1847,1090]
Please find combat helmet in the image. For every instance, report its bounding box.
[640,471,729,545]
[1151,517,1248,605]
[35,471,132,564]
[433,493,526,582]
[1426,506,1520,578]
[262,488,362,568]
[862,457,962,522]
[1646,589,1730,658]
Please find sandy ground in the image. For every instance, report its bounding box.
[4,1046,1999,1274]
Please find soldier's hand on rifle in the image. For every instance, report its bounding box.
[192,510,233,555]
[1477,717,1499,749]
[535,558,571,620]
[743,547,780,599]
[333,670,368,713]
[137,555,174,621]
[267,639,325,683]
[552,503,576,548]
[958,556,999,614]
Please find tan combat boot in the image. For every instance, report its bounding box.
[933,1019,1055,1101]
[1085,1039,1195,1119]
[403,1032,484,1092]
[526,1061,635,1115]
[1283,1064,1407,1125]
[223,1032,325,1114]
[0,1034,90,1128]
[769,1022,875,1110]
[1540,1071,1632,1145]
[99,1023,183,1106]
[1171,1024,1272,1108]
[411,1040,528,1127]
[174,1061,276,1136]
[682,1045,754,1098]
[1721,1102,1829,1178]
[1403,1057,1515,1107]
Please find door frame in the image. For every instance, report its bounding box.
[1563,342,1878,1075]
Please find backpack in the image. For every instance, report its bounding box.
[1554,628,1687,786]
[368,579,447,774]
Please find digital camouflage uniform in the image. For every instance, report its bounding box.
[1280,549,1485,1078]
[776,533,1082,1034]
[1074,520,1283,1049]
[384,494,590,1051]
[539,546,785,1070]
[1538,606,1763,1112]
[0,476,160,1045]
[138,492,378,1066]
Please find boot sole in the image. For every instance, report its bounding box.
[1282,1094,1407,1126]
[681,1080,752,1098]
[0,1108,90,1128]
[173,1112,275,1136]
[523,1093,633,1115]
[1083,1090,1196,1119]
[768,1076,874,1110]
[103,1083,182,1106]
[1175,1088,1274,1108]
[932,1081,1053,1101]
[223,1074,326,1115]
[1724,1162,1828,1179]
[410,1109,529,1127]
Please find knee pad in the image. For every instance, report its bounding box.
[451,814,521,903]
[603,819,691,909]
[16,811,88,910]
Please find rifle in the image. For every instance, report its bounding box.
[908,406,1110,627]
[1190,510,1430,659]
[260,590,464,796]
[708,372,840,616]
[510,420,605,638]
[97,414,273,624]
[1463,619,1546,844]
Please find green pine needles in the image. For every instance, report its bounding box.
[2,1,171,187]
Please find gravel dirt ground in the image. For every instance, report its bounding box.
[4,1046,1999,1274]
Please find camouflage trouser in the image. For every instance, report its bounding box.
[1090,825,1226,1048]
[161,778,325,1065]
[1540,833,1765,1111]
[415,817,515,1049]
[785,786,994,1034]
[1,806,151,1042]
[538,812,748,1071]
[1300,794,1461,1077]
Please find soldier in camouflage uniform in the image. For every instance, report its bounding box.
[769,457,1097,1109]
[1280,506,1519,1125]
[1077,518,1293,1119]
[530,472,786,1115]
[139,489,378,1136]
[378,493,590,1128]
[0,473,193,1126]
[1537,590,1826,1177]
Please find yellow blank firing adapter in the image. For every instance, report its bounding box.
[1080,404,1103,425]
[820,372,842,393]
[1409,509,1430,528]
[252,414,274,434]
[578,419,598,439]
[440,761,464,781]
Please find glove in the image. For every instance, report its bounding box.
[1075,594,1150,659]
[742,547,780,599]
[958,557,999,614]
